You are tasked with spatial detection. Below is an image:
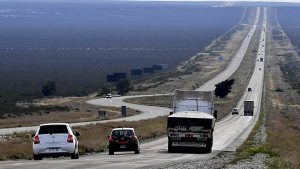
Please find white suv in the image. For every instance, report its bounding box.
[32,123,80,160]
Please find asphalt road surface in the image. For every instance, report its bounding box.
[0,7,267,169]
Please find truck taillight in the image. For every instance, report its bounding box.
[67,134,74,143]
[33,135,40,144]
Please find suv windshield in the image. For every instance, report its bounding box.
[39,125,69,134]
[111,130,134,138]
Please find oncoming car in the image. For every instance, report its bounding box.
[32,123,80,160]
[106,93,112,99]
[108,128,140,155]
[232,108,239,115]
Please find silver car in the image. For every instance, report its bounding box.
[32,123,80,160]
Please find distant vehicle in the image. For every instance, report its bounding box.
[260,58,263,62]
[231,108,239,115]
[108,128,140,155]
[248,87,252,92]
[168,90,217,153]
[244,100,254,116]
[32,123,80,160]
[106,93,112,99]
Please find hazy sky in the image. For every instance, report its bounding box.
[0,0,299,3]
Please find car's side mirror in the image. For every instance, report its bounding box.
[214,110,218,120]
[31,133,35,138]
[74,132,81,137]
[169,111,173,115]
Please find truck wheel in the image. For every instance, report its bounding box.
[168,141,174,153]
[205,146,212,153]
[205,139,213,153]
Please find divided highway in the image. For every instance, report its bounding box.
[0,7,267,169]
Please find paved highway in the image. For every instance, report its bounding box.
[0,7,267,169]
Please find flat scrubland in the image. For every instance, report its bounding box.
[0,2,243,104]
[262,8,300,168]
[0,97,139,128]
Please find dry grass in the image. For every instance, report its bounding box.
[264,8,300,168]
[124,95,173,108]
[0,116,167,160]
[0,98,139,128]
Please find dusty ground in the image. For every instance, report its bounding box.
[263,8,300,168]
[0,97,139,128]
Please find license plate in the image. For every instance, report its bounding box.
[120,145,126,149]
[49,147,59,152]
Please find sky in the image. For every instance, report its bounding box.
[0,0,299,3]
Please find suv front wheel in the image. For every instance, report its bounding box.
[134,148,140,154]
[33,154,42,160]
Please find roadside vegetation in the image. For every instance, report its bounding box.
[0,101,140,128]
[230,111,277,164]
[0,116,167,160]
[262,8,300,168]
[124,95,173,108]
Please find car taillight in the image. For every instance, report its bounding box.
[131,136,137,142]
[67,134,73,143]
[108,136,114,143]
[33,135,40,144]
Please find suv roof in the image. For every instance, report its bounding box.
[40,123,69,126]
[112,128,134,131]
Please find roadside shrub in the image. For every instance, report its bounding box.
[214,79,235,98]
[116,79,132,96]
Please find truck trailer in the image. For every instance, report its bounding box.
[244,100,254,116]
[167,90,217,153]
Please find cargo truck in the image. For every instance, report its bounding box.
[260,58,263,62]
[244,100,254,116]
[167,90,217,153]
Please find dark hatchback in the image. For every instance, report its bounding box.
[108,128,140,155]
